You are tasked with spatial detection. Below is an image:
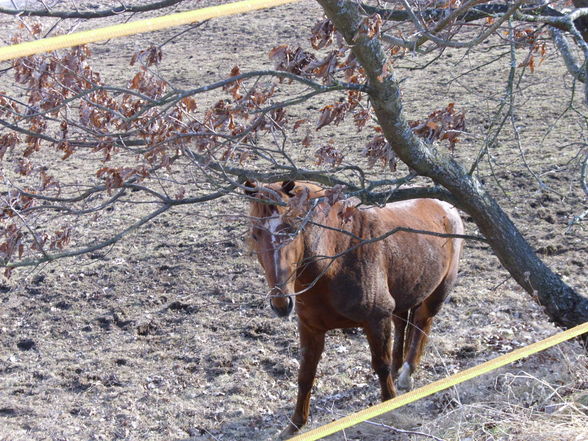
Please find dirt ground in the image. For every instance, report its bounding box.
[0,1,587,440]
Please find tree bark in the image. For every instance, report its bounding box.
[316,0,588,330]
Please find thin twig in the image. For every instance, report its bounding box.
[363,420,447,441]
[0,0,186,19]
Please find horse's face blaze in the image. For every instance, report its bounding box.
[250,208,303,318]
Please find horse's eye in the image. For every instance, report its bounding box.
[251,232,259,241]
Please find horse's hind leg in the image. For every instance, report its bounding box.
[397,278,456,391]
[396,303,433,391]
[365,318,397,401]
[280,321,325,439]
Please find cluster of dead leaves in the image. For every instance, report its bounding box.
[270,18,362,86]
[269,45,317,77]
[409,103,465,150]
[363,134,398,171]
[1,192,29,277]
[0,133,18,162]
[315,142,344,167]
[1,31,198,267]
[96,166,150,191]
[512,28,547,73]
[0,224,23,277]
[0,14,470,272]
[268,20,369,163]
[353,14,383,42]
[269,17,467,171]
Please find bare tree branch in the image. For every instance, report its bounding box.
[0,0,187,19]
[582,150,588,196]
[2,186,233,269]
[552,28,586,83]
[360,2,565,24]
[389,0,525,49]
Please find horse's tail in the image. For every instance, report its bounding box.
[403,308,416,361]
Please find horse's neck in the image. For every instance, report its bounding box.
[301,202,357,275]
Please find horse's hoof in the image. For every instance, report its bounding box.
[396,362,413,391]
[278,423,300,440]
[396,375,412,392]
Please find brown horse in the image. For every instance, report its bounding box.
[245,180,463,437]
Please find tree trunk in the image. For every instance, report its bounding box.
[316,0,588,330]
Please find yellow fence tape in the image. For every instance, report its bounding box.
[289,321,588,441]
[0,0,299,62]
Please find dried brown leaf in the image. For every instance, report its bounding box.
[60,143,74,160]
[409,103,465,150]
[353,109,371,132]
[324,184,346,206]
[269,45,316,76]
[315,142,344,167]
[306,51,338,83]
[316,102,349,130]
[310,19,335,50]
[293,119,307,131]
[131,45,162,67]
[353,14,382,42]
[363,135,397,171]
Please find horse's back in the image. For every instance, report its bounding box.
[381,198,463,235]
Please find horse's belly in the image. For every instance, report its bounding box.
[295,293,361,331]
[388,262,447,312]
[391,288,435,312]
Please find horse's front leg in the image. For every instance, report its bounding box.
[365,318,397,401]
[280,321,325,439]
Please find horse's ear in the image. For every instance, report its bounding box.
[243,180,257,196]
[281,180,295,196]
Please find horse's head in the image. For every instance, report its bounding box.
[245,180,316,318]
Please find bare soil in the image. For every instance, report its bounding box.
[0,1,587,441]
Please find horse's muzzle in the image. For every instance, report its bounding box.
[270,295,294,318]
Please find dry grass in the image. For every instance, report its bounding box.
[425,358,588,441]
